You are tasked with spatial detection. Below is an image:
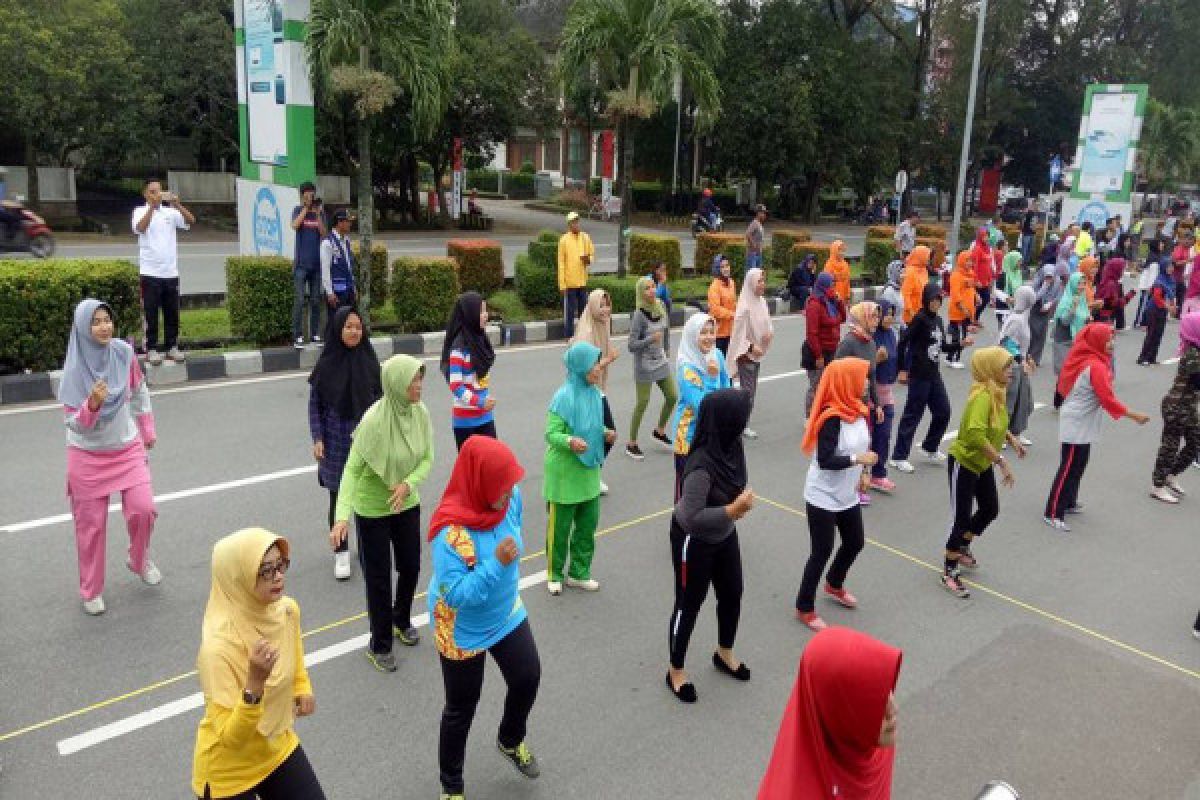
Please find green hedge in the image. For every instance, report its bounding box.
[447,239,504,296]
[391,257,460,333]
[629,233,683,279]
[863,239,899,283]
[466,168,499,193]
[515,252,559,308]
[505,172,535,199]
[587,276,637,312]
[770,229,812,276]
[694,233,745,277]
[0,259,140,372]
[227,256,294,345]
[351,242,388,309]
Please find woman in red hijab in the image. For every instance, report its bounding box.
[427,436,542,798]
[970,228,994,327]
[758,627,902,799]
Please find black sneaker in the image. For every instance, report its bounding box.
[651,429,672,448]
[393,625,419,646]
[365,649,397,672]
[497,740,540,779]
[625,443,645,461]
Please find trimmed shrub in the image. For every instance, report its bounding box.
[391,257,461,333]
[629,233,683,279]
[866,225,896,240]
[793,241,835,269]
[694,232,745,276]
[916,223,947,238]
[447,239,504,296]
[466,168,499,193]
[770,229,812,276]
[351,242,388,309]
[587,275,637,313]
[863,239,900,283]
[515,252,559,308]
[527,229,560,270]
[0,259,140,372]
[227,256,294,345]
[505,172,535,199]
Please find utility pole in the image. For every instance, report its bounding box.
[946,0,988,267]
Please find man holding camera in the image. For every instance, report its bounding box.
[133,179,195,365]
[291,181,328,348]
[320,210,357,312]
[557,211,594,338]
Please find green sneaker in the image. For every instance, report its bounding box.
[365,649,397,673]
[497,739,540,779]
[393,625,420,646]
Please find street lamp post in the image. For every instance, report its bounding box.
[946,0,989,267]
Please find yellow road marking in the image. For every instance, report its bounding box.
[757,495,1200,682]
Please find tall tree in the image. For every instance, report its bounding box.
[307,0,453,316]
[558,0,723,277]
[1141,100,1200,194]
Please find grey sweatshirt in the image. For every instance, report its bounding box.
[674,470,735,544]
[833,331,880,407]
[628,309,670,383]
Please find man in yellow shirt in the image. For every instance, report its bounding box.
[557,211,595,337]
[1075,221,1095,259]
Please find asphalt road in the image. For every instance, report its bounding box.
[1,313,1198,799]
[40,201,868,295]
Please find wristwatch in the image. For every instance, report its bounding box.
[242,689,262,705]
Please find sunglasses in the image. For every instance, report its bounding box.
[257,558,290,580]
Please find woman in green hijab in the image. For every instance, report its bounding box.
[1052,272,1092,377]
[330,355,434,673]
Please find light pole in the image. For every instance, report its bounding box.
[946,0,989,267]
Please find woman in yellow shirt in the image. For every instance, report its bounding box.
[192,528,324,799]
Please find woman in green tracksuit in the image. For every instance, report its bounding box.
[543,341,616,597]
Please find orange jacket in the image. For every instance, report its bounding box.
[707,277,737,338]
[947,252,977,323]
[823,240,852,304]
[900,246,931,324]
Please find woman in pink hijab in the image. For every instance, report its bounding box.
[1181,254,1200,317]
[728,267,774,439]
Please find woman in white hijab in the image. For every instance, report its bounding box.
[727,268,774,439]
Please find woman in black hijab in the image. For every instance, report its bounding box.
[440,292,499,450]
[665,388,756,703]
[308,306,382,580]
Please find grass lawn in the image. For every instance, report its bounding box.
[179,307,232,341]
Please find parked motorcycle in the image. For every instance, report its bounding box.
[0,202,56,258]
[691,210,723,237]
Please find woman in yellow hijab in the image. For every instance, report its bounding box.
[192,528,324,799]
[823,240,852,304]
[940,347,1026,600]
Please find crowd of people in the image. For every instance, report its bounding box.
[50,203,1199,798]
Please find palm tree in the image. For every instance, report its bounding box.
[1141,99,1200,195]
[307,0,453,316]
[558,0,723,277]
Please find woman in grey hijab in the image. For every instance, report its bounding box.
[59,298,160,615]
[999,285,1037,445]
[1028,251,1065,368]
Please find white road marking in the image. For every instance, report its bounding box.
[55,570,548,756]
[1,466,317,534]
[1162,357,1180,365]
[940,402,1047,442]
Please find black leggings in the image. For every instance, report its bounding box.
[946,320,967,362]
[439,619,540,794]
[668,526,743,669]
[327,489,346,553]
[1045,442,1091,520]
[453,420,497,451]
[201,745,325,799]
[945,456,998,559]
[1139,307,1168,363]
[355,506,421,654]
[796,503,865,613]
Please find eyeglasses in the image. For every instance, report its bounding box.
[257,558,290,580]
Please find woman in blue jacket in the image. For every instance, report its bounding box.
[668,313,731,498]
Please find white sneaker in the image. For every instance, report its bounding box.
[83,596,106,615]
[1193,628,1200,641]
[742,428,759,440]
[334,551,352,580]
[147,349,164,366]
[922,448,948,463]
[129,558,162,586]
[166,347,186,362]
[546,581,563,596]
[1165,475,1187,496]
[1019,435,1033,447]
[889,459,915,474]
[947,361,965,370]
[565,576,600,591]
[1151,486,1180,504]
[294,337,305,350]
[599,480,609,496]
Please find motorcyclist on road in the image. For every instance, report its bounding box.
[697,188,719,231]
[0,202,23,241]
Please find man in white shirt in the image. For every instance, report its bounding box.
[893,210,918,257]
[132,179,195,365]
[319,210,358,316]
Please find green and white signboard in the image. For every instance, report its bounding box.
[1061,83,1149,230]
[234,0,316,259]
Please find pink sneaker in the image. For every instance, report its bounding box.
[796,611,828,632]
[858,491,872,506]
[869,476,897,494]
[824,583,858,608]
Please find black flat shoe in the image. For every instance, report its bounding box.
[665,671,697,703]
[712,652,751,681]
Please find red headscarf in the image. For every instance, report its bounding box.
[1056,322,1113,399]
[971,228,993,284]
[758,628,903,800]
[427,436,526,541]
[1096,257,1125,304]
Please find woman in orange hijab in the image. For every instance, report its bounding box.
[758,627,902,800]
[898,246,932,382]
[796,358,874,631]
[824,240,852,305]
[945,250,977,369]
